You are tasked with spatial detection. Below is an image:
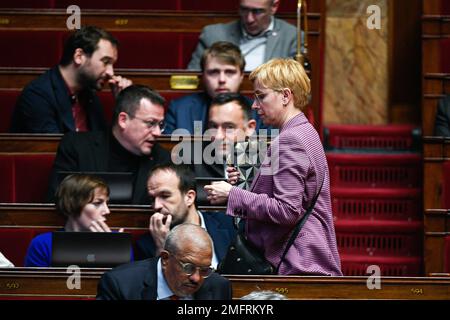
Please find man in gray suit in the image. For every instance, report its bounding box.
[188,0,296,71]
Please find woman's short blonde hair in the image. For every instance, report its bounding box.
[249,58,311,110]
[55,174,109,219]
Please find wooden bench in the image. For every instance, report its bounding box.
[0,268,449,300]
[0,10,302,33]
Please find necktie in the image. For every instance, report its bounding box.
[169,295,180,300]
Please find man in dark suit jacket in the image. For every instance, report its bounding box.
[434,94,450,136]
[165,41,265,135]
[136,164,235,267]
[97,224,232,300]
[10,26,132,133]
[187,0,296,71]
[47,85,171,204]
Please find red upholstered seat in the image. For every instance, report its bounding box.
[113,32,184,69]
[14,154,55,203]
[0,89,21,132]
[0,31,63,67]
[0,228,53,267]
[0,156,15,202]
[97,91,115,125]
[181,33,201,68]
[180,0,296,12]
[0,154,55,203]
[54,0,178,10]
[0,0,53,8]
[0,227,146,267]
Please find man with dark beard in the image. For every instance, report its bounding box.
[10,26,132,133]
[135,164,235,268]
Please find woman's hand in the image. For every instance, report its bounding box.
[204,181,233,205]
[89,219,124,232]
[226,166,240,185]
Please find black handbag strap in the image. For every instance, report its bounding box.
[274,178,325,273]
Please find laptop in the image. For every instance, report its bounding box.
[57,171,134,204]
[195,177,226,206]
[51,231,132,268]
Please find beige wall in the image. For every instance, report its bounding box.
[323,0,388,124]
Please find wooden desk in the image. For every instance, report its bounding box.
[0,10,304,33]
[0,268,449,300]
[0,134,208,154]
[0,203,226,228]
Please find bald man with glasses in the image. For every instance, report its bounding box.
[46,85,171,205]
[97,223,232,300]
[188,0,297,71]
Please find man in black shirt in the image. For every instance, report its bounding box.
[47,85,171,204]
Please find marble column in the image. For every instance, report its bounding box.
[323,0,388,124]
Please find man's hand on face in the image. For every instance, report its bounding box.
[149,213,172,255]
[109,75,133,98]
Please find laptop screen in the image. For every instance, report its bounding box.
[51,231,132,268]
[56,171,134,204]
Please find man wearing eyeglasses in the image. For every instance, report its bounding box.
[187,0,296,71]
[135,164,235,268]
[46,85,171,204]
[97,223,231,300]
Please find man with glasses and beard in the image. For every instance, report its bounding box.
[187,0,296,71]
[10,26,132,133]
[46,85,171,205]
[97,223,231,300]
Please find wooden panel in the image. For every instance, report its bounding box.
[422,16,450,37]
[422,95,444,135]
[0,134,221,154]
[0,268,449,300]
[423,0,444,15]
[423,137,450,209]
[425,209,450,233]
[422,38,443,74]
[0,203,227,228]
[424,233,448,274]
[0,10,314,33]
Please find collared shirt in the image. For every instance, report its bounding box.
[240,17,275,71]
[197,211,219,269]
[62,79,88,132]
[156,258,193,300]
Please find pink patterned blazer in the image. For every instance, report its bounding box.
[227,113,342,275]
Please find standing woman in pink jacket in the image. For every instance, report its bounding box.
[205,58,342,276]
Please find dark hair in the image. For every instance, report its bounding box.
[55,174,109,219]
[148,164,196,195]
[60,26,118,66]
[200,41,245,72]
[210,92,252,121]
[112,85,166,125]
